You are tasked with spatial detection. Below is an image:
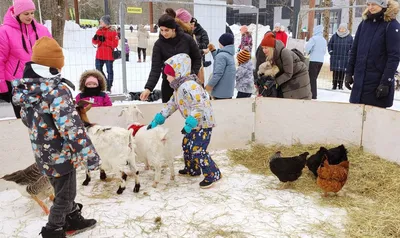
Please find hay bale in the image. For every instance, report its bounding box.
[228,143,400,237]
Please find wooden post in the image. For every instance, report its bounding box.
[74,0,80,25]
[308,0,316,39]
[149,2,154,32]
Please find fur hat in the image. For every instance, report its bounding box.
[237,50,251,65]
[79,70,107,92]
[366,0,387,8]
[176,8,192,23]
[100,15,111,26]
[261,32,276,48]
[13,0,36,16]
[219,33,234,46]
[31,36,64,70]
[158,14,177,29]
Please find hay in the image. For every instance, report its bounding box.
[228,143,400,238]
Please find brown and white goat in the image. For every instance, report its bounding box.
[76,101,140,194]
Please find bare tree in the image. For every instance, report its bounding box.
[0,0,14,24]
[39,0,66,46]
[322,0,331,41]
[348,0,356,33]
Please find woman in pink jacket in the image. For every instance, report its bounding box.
[0,0,52,118]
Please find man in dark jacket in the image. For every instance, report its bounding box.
[346,0,400,108]
[191,17,211,67]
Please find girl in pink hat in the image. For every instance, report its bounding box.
[0,0,52,118]
[238,25,253,53]
[76,70,113,107]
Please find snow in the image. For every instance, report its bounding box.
[0,151,346,237]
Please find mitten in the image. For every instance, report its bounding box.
[92,34,98,41]
[98,35,106,42]
[147,113,165,130]
[376,84,390,98]
[181,116,198,134]
[345,74,354,90]
[208,43,216,52]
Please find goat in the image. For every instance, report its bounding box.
[76,101,140,194]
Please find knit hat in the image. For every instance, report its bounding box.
[176,8,192,23]
[158,14,177,29]
[13,0,36,16]
[85,76,99,87]
[366,0,387,8]
[261,32,276,48]
[240,25,248,34]
[274,23,281,28]
[31,36,64,70]
[100,15,111,26]
[237,50,251,65]
[219,33,234,46]
[164,64,175,77]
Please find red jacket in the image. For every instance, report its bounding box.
[92,27,119,61]
[275,31,288,47]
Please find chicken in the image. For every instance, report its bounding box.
[317,155,350,197]
[269,151,309,189]
[307,145,348,177]
[1,163,54,215]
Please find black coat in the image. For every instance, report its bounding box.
[193,24,209,50]
[328,33,353,72]
[347,2,400,108]
[144,27,202,102]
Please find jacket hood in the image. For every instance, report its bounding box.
[313,25,323,36]
[362,0,399,21]
[240,60,253,70]
[219,44,235,56]
[272,40,285,62]
[165,53,192,79]
[175,18,193,35]
[3,6,39,30]
[79,69,107,92]
[12,63,66,107]
[193,23,204,35]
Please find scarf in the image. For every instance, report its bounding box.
[337,29,350,38]
[169,75,199,90]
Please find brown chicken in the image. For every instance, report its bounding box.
[317,155,350,197]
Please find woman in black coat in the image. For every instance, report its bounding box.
[328,23,353,90]
[140,14,202,102]
[346,0,400,108]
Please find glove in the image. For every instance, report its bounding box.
[208,43,216,52]
[345,74,354,90]
[92,34,98,41]
[376,84,390,99]
[181,116,198,134]
[147,113,165,130]
[0,92,11,103]
[98,35,106,42]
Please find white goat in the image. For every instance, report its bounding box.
[76,102,140,194]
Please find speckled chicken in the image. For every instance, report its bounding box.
[269,151,309,189]
[317,155,350,197]
[1,163,54,214]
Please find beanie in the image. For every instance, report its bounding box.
[240,25,248,34]
[274,23,281,28]
[100,15,111,26]
[261,32,276,48]
[158,14,177,29]
[366,0,387,8]
[237,50,251,65]
[31,36,64,70]
[164,64,175,77]
[13,0,36,16]
[176,8,192,23]
[219,33,234,47]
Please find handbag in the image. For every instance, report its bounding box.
[112,48,121,60]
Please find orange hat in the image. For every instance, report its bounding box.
[261,32,276,48]
[31,36,64,70]
[237,50,251,65]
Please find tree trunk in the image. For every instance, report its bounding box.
[348,0,355,34]
[322,0,331,42]
[52,0,66,47]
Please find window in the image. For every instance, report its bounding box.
[355,0,367,17]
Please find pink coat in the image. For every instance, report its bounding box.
[75,93,113,107]
[0,6,52,93]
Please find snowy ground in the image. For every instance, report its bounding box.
[0,151,346,238]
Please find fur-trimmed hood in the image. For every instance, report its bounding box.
[175,18,193,35]
[79,70,107,92]
[362,0,399,21]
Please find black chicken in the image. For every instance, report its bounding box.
[306,144,348,177]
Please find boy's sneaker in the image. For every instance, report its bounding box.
[65,203,97,236]
[40,227,66,238]
[178,168,201,176]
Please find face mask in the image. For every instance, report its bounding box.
[83,86,101,96]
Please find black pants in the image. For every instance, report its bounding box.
[332,71,345,89]
[308,61,323,99]
[137,47,146,61]
[236,92,252,98]
[126,53,130,62]
[46,170,77,230]
[161,79,174,103]
[5,80,21,118]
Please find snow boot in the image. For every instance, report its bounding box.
[40,227,66,238]
[178,167,201,176]
[199,179,215,189]
[65,203,97,236]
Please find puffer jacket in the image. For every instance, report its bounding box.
[0,6,52,93]
[305,25,327,63]
[92,26,119,61]
[236,61,254,94]
[12,62,100,177]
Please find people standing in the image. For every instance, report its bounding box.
[274,23,288,47]
[238,25,253,53]
[137,24,149,63]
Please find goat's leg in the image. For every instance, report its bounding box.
[145,159,150,170]
[116,172,127,194]
[100,169,107,181]
[128,162,141,193]
[152,164,162,188]
[169,160,175,181]
[82,170,91,186]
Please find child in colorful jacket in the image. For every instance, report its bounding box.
[238,25,253,53]
[12,36,100,238]
[147,53,222,188]
[75,70,112,107]
[235,49,254,98]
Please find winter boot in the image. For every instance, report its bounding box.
[332,80,337,90]
[338,81,344,90]
[64,203,97,236]
[178,155,201,176]
[40,227,66,238]
[199,178,216,189]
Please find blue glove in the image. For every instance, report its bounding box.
[181,116,198,134]
[147,113,165,130]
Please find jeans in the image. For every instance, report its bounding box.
[95,59,114,91]
[137,47,146,61]
[46,170,77,230]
